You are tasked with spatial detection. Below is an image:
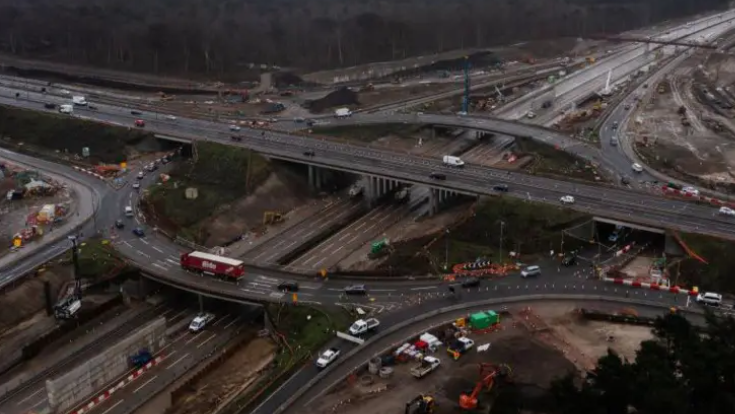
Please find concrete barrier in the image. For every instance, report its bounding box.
[46,317,166,412]
[272,294,704,413]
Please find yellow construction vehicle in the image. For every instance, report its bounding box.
[406,394,435,414]
[263,211,284,225]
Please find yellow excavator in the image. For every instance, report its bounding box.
[406,394,435,414]
[263,211,284,225]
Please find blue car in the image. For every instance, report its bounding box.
[132,227,145,237]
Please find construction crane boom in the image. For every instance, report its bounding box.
[459,363,511,410]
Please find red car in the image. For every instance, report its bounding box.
[134,119,145,127]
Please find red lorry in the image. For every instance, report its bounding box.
[180,251,245,280]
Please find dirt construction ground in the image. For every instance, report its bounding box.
[632,51,735,183]
[167,337,277,414]
[311,303,653,414]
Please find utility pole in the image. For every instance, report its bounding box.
[560,230,565,255]
[498,221,505,263]
[444,229,450,271]
[69,235,82,299]
[462,56,471,114]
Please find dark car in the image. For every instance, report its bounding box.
[429,172,446,180]
[278,281,299,292]
[493,184,509,192]
[44,103,56,109]
[230,135,242,142]
[561,254,577,267]
[303,150,315,157]
[131,110,142,115]
[115,220,125,229]
[621,176,631,185]
[460,277,481,288]
[88,105,98,110]
[344,284,367,295]
[306,119,316,126]
[132,227,145,237]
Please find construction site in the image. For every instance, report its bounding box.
[632,41,735,187]
[0,162,75,256]
[309,302,655,414]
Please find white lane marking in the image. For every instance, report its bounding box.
[197,333,217,349]
[139,239,149,245]
[410,286,437,291]
[370,289,396,292]
[152,246,164,253]
[133,375,158,393]
[29,397,47,409]
[137,250,150,258]
[153,263,168,271]
[166,258,178,265]
[16,388,45,405]
[123,241,132,248]
[224,316,241,329]
[185,333,202,345]
[101,400,124,414]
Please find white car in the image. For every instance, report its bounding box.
[136,171,145,180]
[165,115,177,121]
[316,348,340,368]
[682,186,699,197]
[631,163,644,173]
[229,125,241,131]
[132,182,141,189]
[696,292,723,307]
[719,206,735,216]
[560,195,575,204]
[189,313,215,332]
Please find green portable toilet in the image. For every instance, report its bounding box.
[469,312,491,330]
[485,310,500,326]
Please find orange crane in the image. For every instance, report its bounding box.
[459,363,511,410]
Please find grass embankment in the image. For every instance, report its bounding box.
[64,238,127,279]
[516,138,604,182]
[676,233,735,293]
[383,197,589,274]
[314,123,422,142]
[0,105,162,164]
[145,141,270,243]
[222,304,350,414]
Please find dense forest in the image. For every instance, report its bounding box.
[0,0,729,77]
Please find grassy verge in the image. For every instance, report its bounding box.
[0,105,161,164]
[222,305,350,414]
[384,197,589,274]
[676,232,735,293]
[516,138,605,182]
[314,123,422,142]
[145,141,270,243]
[59,237,126,279]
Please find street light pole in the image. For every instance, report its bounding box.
[444,229,450,271]
[498,221,505,263]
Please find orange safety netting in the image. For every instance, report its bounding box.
[672,231,708,264]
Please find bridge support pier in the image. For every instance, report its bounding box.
[308,165,325,191]
[428,188,460,216]
[366,176,399,206]
[429,126,436,140]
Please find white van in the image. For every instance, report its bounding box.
[696,292,722,306]
[124,206,134,217]
[631,163,643,173]
[72,96,87,106]
[442,155,465,167]
[59,104,73,114]
[521,266,541,278]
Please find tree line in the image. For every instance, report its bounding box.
[0,0,729,78]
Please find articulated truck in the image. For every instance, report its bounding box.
[180,251,245,280]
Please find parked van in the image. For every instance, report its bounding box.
[72,96,87,106]
[442,155,465,167]
[58,104,73,114]
[125,206,134,217]
[631,163,644,173]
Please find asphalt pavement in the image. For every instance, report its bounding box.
[82,313,246,414]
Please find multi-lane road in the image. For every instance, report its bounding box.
[0,9,733,414]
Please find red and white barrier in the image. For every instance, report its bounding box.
[69,355,165,414]
[72,166,106,181]
[661,186,733,208]
[604,277,697,296]
[614,243,634,257]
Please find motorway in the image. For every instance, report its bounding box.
[239,199,366,266]
[79,313,247,414]
[0,9,731,414]
[0,303,195,414]
[285,202,411,272]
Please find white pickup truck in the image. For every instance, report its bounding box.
[410,356,441,378]
[189,313,215,332]
[316,347,341,368]
[335,107,352,118]
[348,318,380,336]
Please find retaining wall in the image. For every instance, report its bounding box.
[46,317,166,412]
